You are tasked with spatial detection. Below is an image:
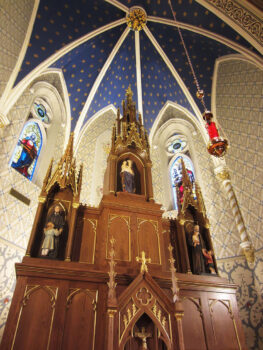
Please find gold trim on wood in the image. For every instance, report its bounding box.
[209,299,241,350]
[38,196,46,203]
[11,285,58,350]
[106,214,131,262]
[119,297,139,344]
[137,218,161,265]
[136,287,153,306]
[65,288,98,350]
[80,218,98,264]
[182,296,208,348]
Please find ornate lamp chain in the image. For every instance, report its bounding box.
[168,0,207,111]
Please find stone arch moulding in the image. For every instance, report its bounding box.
[196,0,263,55]
[149,101,209,146]
[74,105,117,153]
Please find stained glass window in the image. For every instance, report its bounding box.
[167,137,187,154]
[170,155,195,210]
[10,121,42,181]
[33,102,50,124]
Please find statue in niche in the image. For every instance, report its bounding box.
[202,249,216,274]
[187,224,206,275]
[121,159,135,193]
[40,204,65,259]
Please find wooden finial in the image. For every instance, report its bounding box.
[168,244,179,303]
[136,251,151,273]
[107,237,117,306]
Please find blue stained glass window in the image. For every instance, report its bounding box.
[34,103,50,124]
[170,155,195,210]
[10,121,42,181]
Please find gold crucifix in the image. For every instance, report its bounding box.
[136,251,151,273]
[134,327,152,349]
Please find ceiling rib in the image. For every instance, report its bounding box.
[5,18,127,116]
[143,25,203,125]
[147,16,263,68]
[105,0,129,13]
[135,31,144,123]
[74,26,131,139]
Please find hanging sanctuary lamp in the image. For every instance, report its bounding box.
[168,0,228,158]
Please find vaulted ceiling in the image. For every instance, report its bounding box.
[14,0,262,132]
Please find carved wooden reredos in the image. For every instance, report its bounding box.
[103,86,154,201]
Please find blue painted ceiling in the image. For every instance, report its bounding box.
[14,0,261,132]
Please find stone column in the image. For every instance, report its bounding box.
[215,168,254,265]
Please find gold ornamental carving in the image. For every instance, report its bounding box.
[126,7,147,31]
[136,251,151,273]
[43,133,83,197]
[136,287,152,305]
[209,299,242,349]
[38,196,46,203]
[11,285,58,350]
[66,288,97,310]
[107,214,131,261]
[119,298,139,343]
[243,246,255,265]
[137,218,161,265]
[216,169,230,182]
[206,0,263,45]
[111,86,151,162]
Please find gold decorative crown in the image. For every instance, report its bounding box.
[126,7,147,31]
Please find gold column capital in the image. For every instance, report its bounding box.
[38,196,47,203]
[107,309,117,318]
[175,312,184,320]
[216,169,230,182]
[240,241,255,265]
[72,202,80,209]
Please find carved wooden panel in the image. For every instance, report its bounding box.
[11,285,57,350]
[119,284,172,349]
[137,219,160,264]
[107,214,130,261]
[209,299,241,350]
[181,297,207,350]
[62,289,98,350]
[79,218,97,264]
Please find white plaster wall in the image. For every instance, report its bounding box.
[76,109,116,205]
[0,90,40,341]
[215,59,263,251]
[0,80,66,341]
[0,0,35,97]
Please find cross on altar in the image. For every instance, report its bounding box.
[136,251,151,273]
[135,327,152,349]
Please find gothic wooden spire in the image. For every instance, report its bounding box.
[112,86,150,161]
[43,133,82,197]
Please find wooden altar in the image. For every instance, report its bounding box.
[0,88,247,350]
